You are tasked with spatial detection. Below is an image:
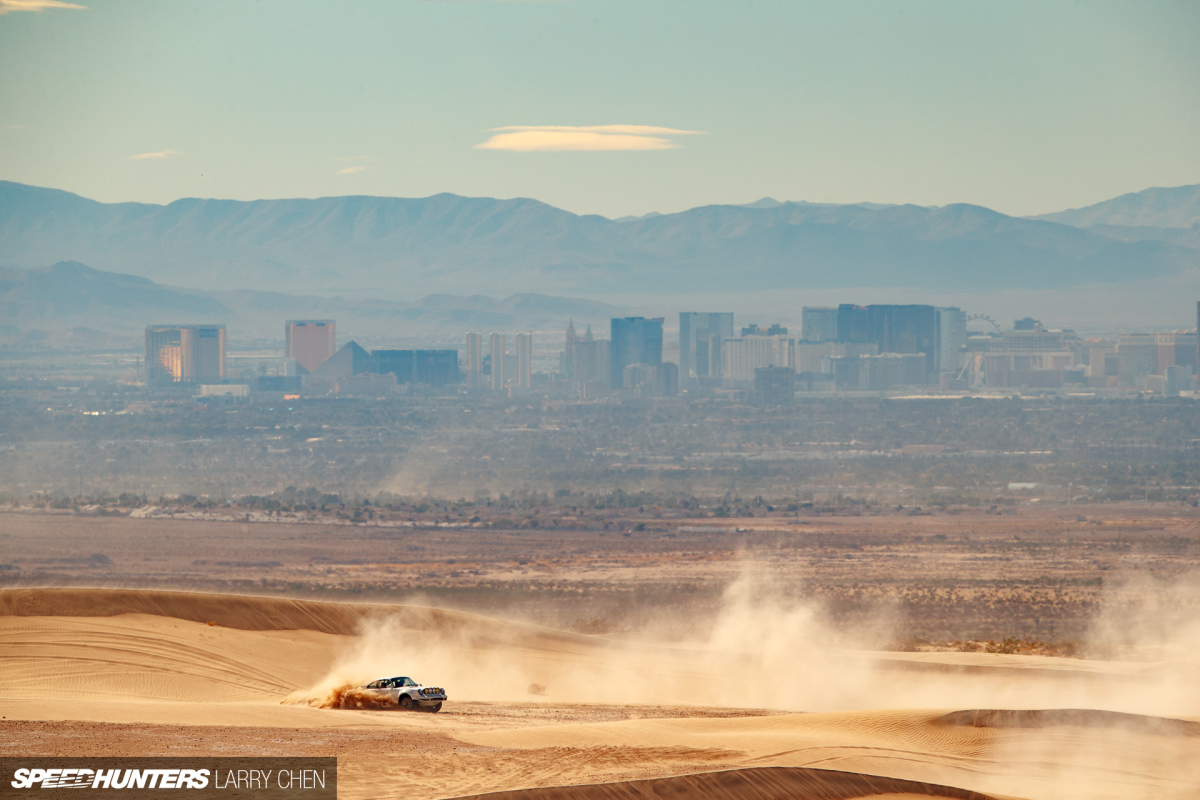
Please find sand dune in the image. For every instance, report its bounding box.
[938,708,1200,735]
[455,709,1200,800]
[2,588,1184,708]
[0,614,333,703]
[0,587,592,646]
[3,588,1199,800]
[449,766,1000,800]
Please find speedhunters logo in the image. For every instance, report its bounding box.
[2,759,335,799]
[12,769,212,789]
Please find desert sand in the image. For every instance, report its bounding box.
[2,588,1199,799]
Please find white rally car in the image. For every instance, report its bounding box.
[363,676,447,712]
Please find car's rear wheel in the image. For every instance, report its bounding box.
[428,702,442,713]
[399,695,414,711]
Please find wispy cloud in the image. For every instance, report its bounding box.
[476,125,704,152]
[0,0,85,14]
[129,150,181,160]
[337,166,366,175]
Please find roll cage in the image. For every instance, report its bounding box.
[366,677,418,689]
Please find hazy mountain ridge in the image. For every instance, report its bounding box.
[0,261,625,346]
[610,201,1184,291]
[1025,184,1200,252]
[0,181,1195,298]
[1032,184,1200,229]
[0,261,229,323]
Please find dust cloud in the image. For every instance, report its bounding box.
[1084,571,1200,660]
[307,685,399,710]
[289,570,887,711]
[289,565,1200,720]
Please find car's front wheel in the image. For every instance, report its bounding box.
[399,695,414,711]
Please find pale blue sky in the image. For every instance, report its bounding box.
[1,0,1197,218]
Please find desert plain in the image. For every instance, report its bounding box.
[2,504,1200,799]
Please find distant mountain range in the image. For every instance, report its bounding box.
[2,181,1197,299]
[0,261,623,347]
[1031,184,1200,251]
[1034,185,1200,229]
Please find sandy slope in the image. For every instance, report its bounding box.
[0,587,591,645]
[450,767,1002,800]
[2,588,1198,800]
[456,708,1200,800]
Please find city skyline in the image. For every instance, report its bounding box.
[136,299,1198,398]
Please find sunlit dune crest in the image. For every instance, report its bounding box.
[477,125,704,152]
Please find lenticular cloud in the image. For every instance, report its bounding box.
[476,125,704,152]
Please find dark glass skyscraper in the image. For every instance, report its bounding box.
[372,350,461,386]
[801,307,838,342]
[836,305,871,344]
[836,304,938,377]
[610,317,663,389]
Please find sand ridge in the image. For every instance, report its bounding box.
[454,709,1200,799]
[937,708,1200,735]
[0,587,601,647]
[448,766,1002,800]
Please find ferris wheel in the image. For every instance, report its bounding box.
[966,313,1001,332]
